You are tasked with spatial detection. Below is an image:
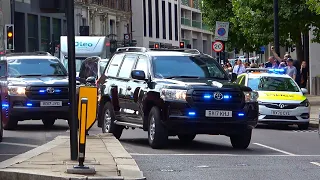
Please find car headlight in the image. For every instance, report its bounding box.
[160,89,187,102]
[8,86,26,95]
[300,99,309,107]
[243,91,259,102]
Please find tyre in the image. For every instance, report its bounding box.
[101,102,123,139]
[3,116,18,130]
[230,129,252,149]
[42,118,56,129]
[178,134,196,143]
[298,123,309,130]
[148,107,168,149]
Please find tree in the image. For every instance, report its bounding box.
[201,0,263,53]
[306,0,320,15]
[232,0,320,61]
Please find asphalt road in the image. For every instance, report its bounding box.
[120,125,320,180]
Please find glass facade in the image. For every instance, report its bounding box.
[40,16,50,51]
[28,14,38,52]
[52,18,61,44]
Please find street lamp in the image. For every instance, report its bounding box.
[273,0,280,55]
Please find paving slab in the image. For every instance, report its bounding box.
[0,134,146,180]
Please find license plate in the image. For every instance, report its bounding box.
[40,101,62,107]
[271,110,290,116]
[205,110,232,117]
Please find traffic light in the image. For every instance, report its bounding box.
[179,42,185,48]
[5,24,14,51]
[154,43,160,49]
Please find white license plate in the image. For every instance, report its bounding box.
[205,110,232,117]
[271,110,290,116]
[40,101,62,107]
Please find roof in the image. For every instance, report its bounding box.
[144,51,192,56]
[6,55,59,60]
[247,72,291,78]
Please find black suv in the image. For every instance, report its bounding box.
[0,52,69,130]
[97,48,259,149]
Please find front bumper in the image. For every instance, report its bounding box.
[8,95,69,120]
[162,101,258,135]
[258,105,310,124]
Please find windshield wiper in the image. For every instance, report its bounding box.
[165,76,201,79]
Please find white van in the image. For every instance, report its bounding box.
[60,36,107,76]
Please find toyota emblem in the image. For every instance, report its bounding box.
[213,92,223,100]
[46,87,55,94]
[278,103,285,109]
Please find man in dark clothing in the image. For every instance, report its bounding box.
[292,59,301,87]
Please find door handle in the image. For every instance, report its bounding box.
[127,86,132,91]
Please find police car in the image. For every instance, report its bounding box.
[235,68,310,129]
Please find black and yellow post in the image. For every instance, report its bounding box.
[67,86,98,174]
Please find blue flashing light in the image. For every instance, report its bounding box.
[203,94,212,99]
[238,113,245,117]
[38,89,61,94]
[55,89,62,93]
[39,89,46,93]
[223,95,231,99]
[268,68,285,74]
[2,103,9,109]
[188,111,196,116]
[68,102,70,105]
[26,103,33,107]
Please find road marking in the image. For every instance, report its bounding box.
[1,142,38,148]
[311,162,320,167]
[130,153,320,157]
[253,143,295,156]
[0,154,19,156]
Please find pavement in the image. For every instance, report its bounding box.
[0,121,145,180]
[306,94,320,128]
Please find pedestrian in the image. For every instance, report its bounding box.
[286,58,297,80]
[271,46,290,63]
[300,60,308,88]
[233,59,246,75]
[265,56,279,68]
[224,62,232,73]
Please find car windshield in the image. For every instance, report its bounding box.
[248,76,300,92]
[62,57,86,73]
[8,58,67,77]
[152,56,228,79]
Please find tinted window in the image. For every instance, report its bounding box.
[8,58,67,77]
[248,77,300,92]
[152,56,228,79]
[0,62,6,76]
[106,54,124,77]
[135,56,148,75]
[118,55,137,78]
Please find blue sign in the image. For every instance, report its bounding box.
[260,46,265,52]
[75,42,93,47]
[217,28,226,36]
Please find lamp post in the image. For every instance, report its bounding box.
[273,0,280,56]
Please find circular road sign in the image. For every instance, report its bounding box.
[212,41,224,52]
[217,28,226,36]
[124,34,130,40]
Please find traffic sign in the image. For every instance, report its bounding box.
[124,34,130,40]
[78,86,98,130]
[212,41,224,52]
[214,21,229,41]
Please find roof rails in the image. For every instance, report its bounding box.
[5,51,52,56]
[115,46,203,55]
[116,47,147,52]
[245,68,269,73]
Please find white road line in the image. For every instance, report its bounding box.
[1,142,39,148]
[130,153,320,157]
[311,162,320,167]
[253,143,296,156]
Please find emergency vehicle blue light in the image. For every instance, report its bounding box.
[38,89,61,94]
[268,68,285,74]
[55,89,62,93]
[223,95,231,99]
[68,102,70,105]
[238,113,244,117]
[39,89,46,93]
[26,103,33,107]
[2,103,8,108]
[188,111,196,116]
[203,94,212,99]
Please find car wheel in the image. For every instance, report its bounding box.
[102,102,123,139]
[178,134,196,143]
[298,123,309,130]
[230,129,252,149]
[3,116,18,130]
[148,107,168,149]
[42,118,56,129]
[0,112,3,142]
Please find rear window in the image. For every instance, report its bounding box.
[8,58,67,77]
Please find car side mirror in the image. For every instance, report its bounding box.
[229,72,237,82]
[131,70,146,80]
[86,76,96,84]
[301,88,308,94]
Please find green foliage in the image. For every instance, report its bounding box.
[306,0,320,15]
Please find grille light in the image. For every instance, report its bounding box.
[188,111,196,116]
[26,103,33,107]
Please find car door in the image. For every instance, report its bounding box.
[116,54,139,123]
[125,55,149,124]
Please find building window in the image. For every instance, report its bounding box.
[63,20,67,35]
[52,18,61,44]
[148,0,153,37]
[174,4,178,41]
[110,20,115,34]
[162,1,166,39]
[155,0,159,38]
[168,2,172,40]
[40,16,50,51]
[143,0,146,37]
[27,14,38,52]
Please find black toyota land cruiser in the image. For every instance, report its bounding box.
[0,52,69,130]
[97,48,259,149]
